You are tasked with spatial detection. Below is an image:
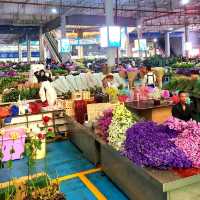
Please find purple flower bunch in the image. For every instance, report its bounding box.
[0,71,17,77]
[176,68,200,76]
[97,109,113,142]
[123,121,192,169]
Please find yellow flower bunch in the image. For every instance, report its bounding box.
[105,87,118,97]
[10,132,19,140]
[26,127,31,134]
[0,129,5,136]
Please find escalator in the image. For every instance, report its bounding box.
[44,32,62,63]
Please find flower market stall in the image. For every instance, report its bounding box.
[2,58,200,200]
[99,117,200,200]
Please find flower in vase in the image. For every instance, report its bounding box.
[37,133,45,140]
[32,126,41,134]
[43,116,51,123]
[25,127,31,134]
[48,128,53,132]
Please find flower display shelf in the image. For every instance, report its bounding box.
[125,100,173,123]
[65,115,100,165]
[101,143,200,200]
[1,109,68,141]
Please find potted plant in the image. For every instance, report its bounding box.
[28,115,54,160]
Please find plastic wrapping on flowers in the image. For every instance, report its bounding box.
[97,109,113,142]
[108,104,138,151]
[123,121,192,169]
[164,117,200,168]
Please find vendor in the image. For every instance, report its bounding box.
[172,91,193,121]
[34,69,52,83]
[143,66,156,88]
[102,74,118,89]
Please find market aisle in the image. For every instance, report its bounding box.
[0,141,129,200]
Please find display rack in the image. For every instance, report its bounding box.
[1,109,69,141]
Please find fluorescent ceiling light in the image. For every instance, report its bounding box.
[181,0,190,5]
[51,8,58,14]
[153,38,157,42]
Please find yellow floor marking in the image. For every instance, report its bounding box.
[79,174,107,200]
[53,167,101,183]
[53,167,106,199]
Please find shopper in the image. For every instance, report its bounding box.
[172,91,193,121]
[143,66,156,88]
[34,69,52,83]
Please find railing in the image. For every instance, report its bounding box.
[44,32,62,63]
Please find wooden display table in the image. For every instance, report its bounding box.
[125,100,173,123]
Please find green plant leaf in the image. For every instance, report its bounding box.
[33,139,42,150]
[0,151,3,159]
[7,160,13,169]
[25,143,32,157]
[46,131,55,138]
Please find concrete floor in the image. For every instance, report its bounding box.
[0,140,129,200]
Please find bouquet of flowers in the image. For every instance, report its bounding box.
[97,109,113,142]
[108,104,138,151]
[105,87,119,103]
[161,90,170,99]
[151,87,161,100]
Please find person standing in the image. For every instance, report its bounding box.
[143,66,156,88]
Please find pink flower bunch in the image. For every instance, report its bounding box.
[97,109,113,142]
[164,117,188,132]
[165,117,200,167]
[161,90,170,99]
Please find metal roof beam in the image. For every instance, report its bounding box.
[65,14,136,27]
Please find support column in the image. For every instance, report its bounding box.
[127,31,132,57]
[18,41,22,62]
[39,26,44,63]
[137,27,142,58]
[185,26,189,43]
[182,32,186,57]
[165,32,170,57]
[105,0,115,72]
[27,34,31,63]
[77,46,84,58]
[185,25,189,58]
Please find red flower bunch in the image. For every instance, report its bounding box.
[43,116,51,123]
[48,128,53,132]
[37,133,45,140]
